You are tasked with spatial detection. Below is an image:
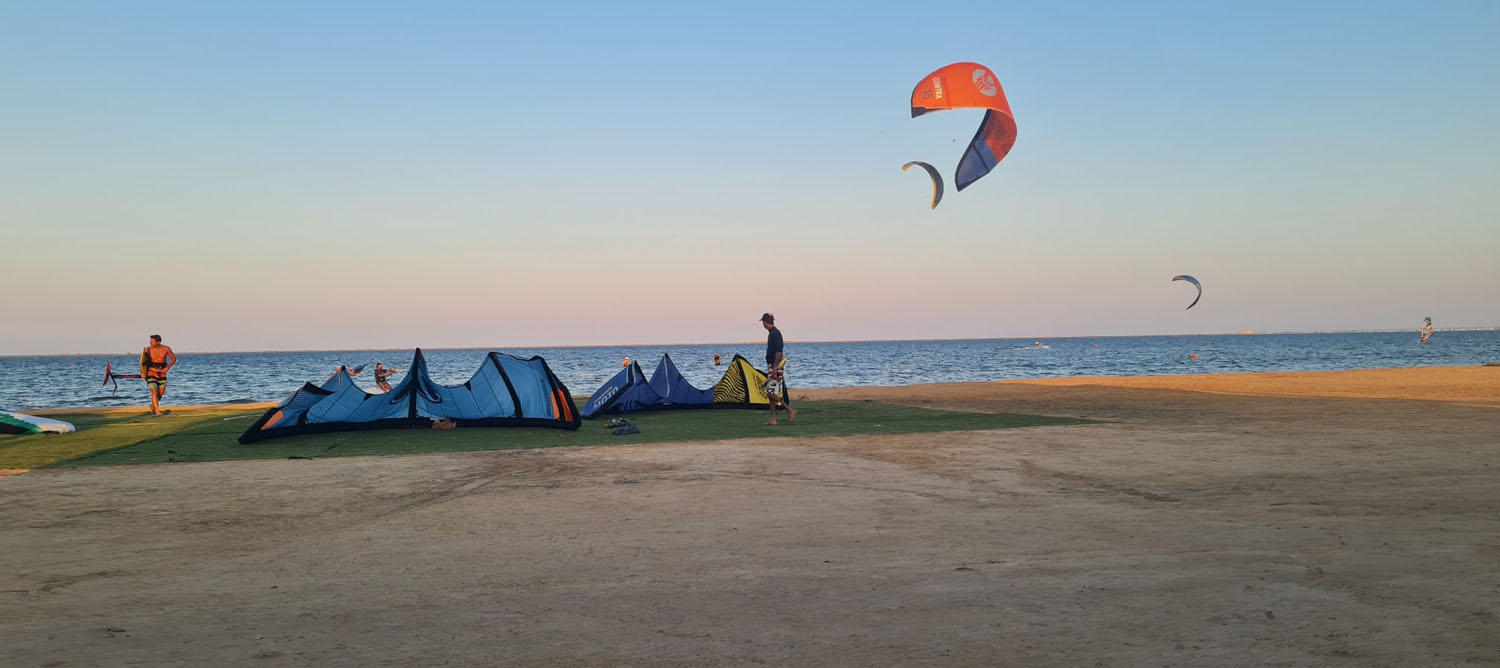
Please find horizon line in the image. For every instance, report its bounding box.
[2,326,1494,359]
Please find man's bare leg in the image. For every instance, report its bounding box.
[149,385,161,415]
[764,393,780,425]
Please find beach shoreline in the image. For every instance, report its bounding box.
[25,364,1500,417]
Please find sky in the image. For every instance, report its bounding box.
[2,1,1497,354]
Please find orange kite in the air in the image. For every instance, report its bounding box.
[910,62,1017,192]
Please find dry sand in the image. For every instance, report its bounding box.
[2,366,1497,667]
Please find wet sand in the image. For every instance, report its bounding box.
[2,366,1497,666]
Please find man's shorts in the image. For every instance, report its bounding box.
[765,376,784,397]
[146,377,168,390]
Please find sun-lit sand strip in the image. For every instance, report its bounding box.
[801,364,1500,407]
[1012,365,1500,405]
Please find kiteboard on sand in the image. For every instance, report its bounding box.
[0,410,76,435]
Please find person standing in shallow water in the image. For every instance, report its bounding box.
[140,334,176,416]
[374,363,397,392]
[759,313,796,425]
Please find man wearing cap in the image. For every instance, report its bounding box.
[759,313,796,425]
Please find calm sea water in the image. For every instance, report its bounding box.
[2,331,1496,411]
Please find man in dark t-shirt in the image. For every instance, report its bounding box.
[760,313,796,425]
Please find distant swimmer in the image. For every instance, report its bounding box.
[140,334,176,416]
[622,356,631,368]
[374,362,399,392]
[1034,341,1043,348]
[1420,317,1434,343]
[713,353,722,366]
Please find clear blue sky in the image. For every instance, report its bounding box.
[2,1,1497,354]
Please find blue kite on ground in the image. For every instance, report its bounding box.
[582,353,778,418]
[240,349,579,443]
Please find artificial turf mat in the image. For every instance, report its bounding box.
[0,400,1091,470]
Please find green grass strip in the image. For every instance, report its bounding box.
[2,401,1090,469]
[0,407,255,470]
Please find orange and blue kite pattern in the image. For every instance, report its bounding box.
[910,62,1017,192]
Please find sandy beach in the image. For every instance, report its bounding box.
[2,366,1496,666]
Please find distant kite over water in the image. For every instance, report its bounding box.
[1172,275,1202,310]
[910,61,1017,193]
[901,161,943,209]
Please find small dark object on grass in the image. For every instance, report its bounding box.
[612,425,640,435]
[432,418,457,431]
[604,418,631,429]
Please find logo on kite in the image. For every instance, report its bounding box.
[909,61,1017,193]
[972,68,998,96]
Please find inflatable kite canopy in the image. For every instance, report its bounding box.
[901,161,944,209]
[240,348,579,443]
[582,354,782,418]
[1171,274,1203,310]
[581,359,667,418]
[910,61,1017,192]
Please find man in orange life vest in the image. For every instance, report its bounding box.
[140,334,177,416]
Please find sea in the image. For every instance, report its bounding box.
[2,331,1497,411]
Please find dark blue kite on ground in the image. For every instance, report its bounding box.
[582,353,717,418]
[240,348,579,443]
[647,353,714,406]
[581,359,666,418]
[581,353,779,418]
